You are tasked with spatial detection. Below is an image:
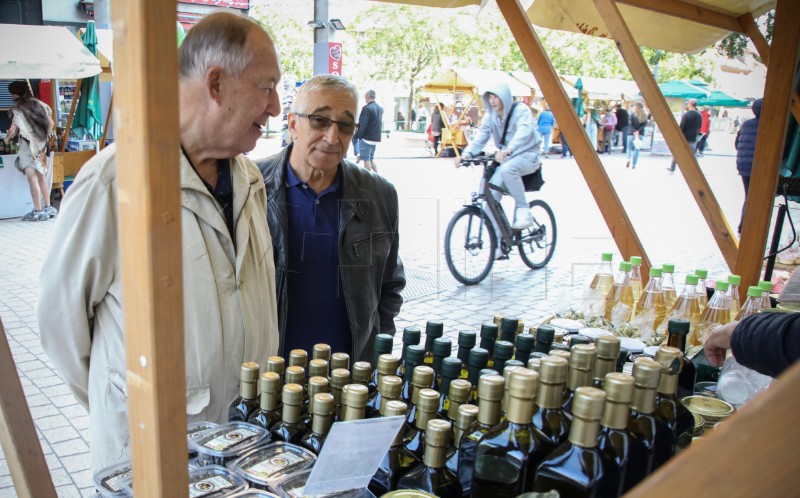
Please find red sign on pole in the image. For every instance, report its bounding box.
[328,43,343,76]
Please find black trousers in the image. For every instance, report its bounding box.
[739,175,750,233]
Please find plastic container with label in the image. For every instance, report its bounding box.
[186,465,248,497]
[188,421,220,458]
[190,421,271,466]
[93,461,133,497]
[229,442,316,491]
[228,491,281,498]
[275,469,377,498]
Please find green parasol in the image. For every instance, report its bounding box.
[71,21,103,140]
[573,77,584,117]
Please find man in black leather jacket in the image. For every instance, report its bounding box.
[257,75,405,362]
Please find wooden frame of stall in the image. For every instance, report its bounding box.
[422,76,478,158]
[1,0,799,496]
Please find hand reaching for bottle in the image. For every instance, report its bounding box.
[704,321,739,367]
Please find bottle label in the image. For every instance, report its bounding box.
[189,475,235,498]
[245,450,309,479]
[202,427,258,451]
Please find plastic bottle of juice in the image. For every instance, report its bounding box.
[736,286,765,321]
[590,252,615,298]
[657,274,701,340]
[694,269,709,311]
[635,267,667,329]
[758,280,773,310]
[629,256,644,312]
[661,264,678,312]
[726,275,742,319]
[605,261,634,322]
[693,281,731,346]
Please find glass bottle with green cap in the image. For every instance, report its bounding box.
[758,280,773,310]
[514,333,534,364]
[479,323,499,366]
[472,368,553,497]
[629,256,644,311]
[737,285,765,320]
[592,335,620,388]
[624,358,671,492]
[457,374,504,496]
[422,321,444,366]
[456,331,476,379]
[696,280,732,345]
[590,252,615,299]
[533,356,570,447]
[404,388,443,459]
[437,358,463,414]
[694,268,709,310]
[653,346,694,463]
[658,273,701,340]
[466,348,490,402]
[398,419,462,497]
[300,392,334,455]
[369,400,420,496]
[534,325,555,354]
[499,317,519,343]
[271,383,309,444]
[492,340,514,374]
[727,274,742,318]
[371,333,396,388]
[229,361,260,422]
[533,386,620,497]
[431,337,452,378]
[605,261,634,322]
[666,318,697,399]
[567,334,591,348]
[366,374,403,419]
[563,344,597,421]
[399,326,422,377]
[405,365,435,424]
[446,403,479,492]
[598,372,635,497]
[635,266,666,328]
[248,371,282,430]
[401,346,427,404]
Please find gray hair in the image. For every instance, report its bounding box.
[688,98,698,107]
[179,11,267,80]
[292,75,359,114]
[365,89,376,100]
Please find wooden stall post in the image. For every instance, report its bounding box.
[594,0,739,271]
[110,0,188,496]
[496,0,652,275]
[0,318,57,498]
[735,0,800,293]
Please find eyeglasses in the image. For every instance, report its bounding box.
[295,113,359,136]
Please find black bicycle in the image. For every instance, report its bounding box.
[444,153,557,285]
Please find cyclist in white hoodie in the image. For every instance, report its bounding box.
[455,80,541,229]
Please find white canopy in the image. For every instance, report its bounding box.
[510,71,579,99]
[560,75,641,101]
[423,67,531,97]
[0,24,102,79]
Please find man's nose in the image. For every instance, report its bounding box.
[265,89,281,118]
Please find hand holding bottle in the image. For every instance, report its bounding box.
[704,321,739,367]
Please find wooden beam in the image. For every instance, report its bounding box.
[626,345,800,497]
[594,0,739,271]
[0,318,57,498]
[60,80,81,152]
[110,1,188,497]
[735,0,800,296]
[496,0,652,276]
[618,0,743,33]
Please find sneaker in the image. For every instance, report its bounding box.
[626,161,630,168]
[21,210,47,222]
[666,167,675,173]
[511,207,534,230]
[43,206,58,219]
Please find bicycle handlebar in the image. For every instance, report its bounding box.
[459,152,497,167]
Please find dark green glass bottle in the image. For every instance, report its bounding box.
[352,361,373,399]
[329,368,351,420]
[563,344,597,421]
[499,317,519,343]
[399,326,422,377]
[446,403,479,493]
[592,335,621,388]
[330,352,350,372]
[366,374,403,419]
[401,345,426,403]
[229,362,260,422]
[423,321,445,366]
[308,359,329,380]
[288,349,308,370]
[492,340,514,375]
[653,346,694,463]
[466,348,490,402]
[312,343,332,362]
[598,372,635,498]
[265,355,285,377]
[534,325,555,354]
[457,331,477,379]
[532,356,570,448]
[457,374,504,497]
[431,337,453,378]
[398,419,462,497]
[247,371,282,430]
[514,333,535,365]
[301,375,330,427]
[370,334,396,391]
[369,400,420,495]
[436,357,462,400]
[479,323,499,366]
[442,379,471,424]
[300,393,334,455]
[404,388,443,459]
[270,383,309,444]
[666,318,698,399]
[533,387,621,497]
[406,365,435,423]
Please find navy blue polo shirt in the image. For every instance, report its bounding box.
[284,162,352,356]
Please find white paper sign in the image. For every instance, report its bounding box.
[302,415,406,496]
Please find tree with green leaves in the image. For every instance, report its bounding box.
[716,10,773,61]
[250,4,314,82]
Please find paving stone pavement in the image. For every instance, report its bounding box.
[0,131,790,496]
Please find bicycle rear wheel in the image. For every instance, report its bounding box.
[518,199,557,269]
[445,207,497,285]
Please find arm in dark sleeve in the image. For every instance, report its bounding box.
[731,312,800,377]
[354,106,369,141]
[679,113,689,133]
[378,186,405,335]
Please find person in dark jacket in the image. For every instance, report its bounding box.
[353,89,384,173]
[668,98,702,172]
[615,103,629,153]
[256,74,405,362]
[705,311,800,378]
[431,105,444,155]
[734,98,762,234]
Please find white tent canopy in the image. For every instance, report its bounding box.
[0,24,102,79]
[560,75,641,101]
[510,70,579,99]
[423,67,531,97]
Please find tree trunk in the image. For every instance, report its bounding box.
[406,78,415,132]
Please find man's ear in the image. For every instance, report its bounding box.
[287,112,299,141]
[206,67,224,104]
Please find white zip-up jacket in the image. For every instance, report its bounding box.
[38,144,279,472]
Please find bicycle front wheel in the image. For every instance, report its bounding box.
[518,199,557,269]
[445,207,497,285]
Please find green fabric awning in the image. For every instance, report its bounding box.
[656,80,710,99]
[696,90,750,108]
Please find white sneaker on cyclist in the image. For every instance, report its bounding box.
[511,207,534,230]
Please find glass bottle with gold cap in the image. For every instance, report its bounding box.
[533,387,620,497]
[514,333,534,365]
[634,266,666,328]
[369,400,421,495]
[605,261,634,322]
[479,323,499,367]
[248,371,282,430]
[289,349,308,370]
[329,368,351,420]
[653,346,694,462]
[367,374,404,419]
[308,359,329,381]
[499,317,520,344]
[399,326,422,377]
[446,403,479,493]
[301,376,330,427]
[629,256,644,311]
[457,374,504,496]
[623,358,671,492]
[501,365,522,414]
[401,346,427,404]
[441,378,471,425]
[472,368,552,497]
[666,318,696,399]
[422,321,444,366]
[330,352,350,372]
[312,343,332,363]
[300,392,334,455]
[285,365,307,404]
[404,388,443,459]
[265,355,286,377]
[563,344,597,420]
[406,365,435,423]
[371,334,396,389]
[661,263,678,311]
[229,362,260,422]
[532,356,570,448]
[694,280,731,345]
[397,419,463,497]
[352,361,373,397]
[592,336,620,389]
[598,372,635,497]
[340,383,369,422]
[457,331,477,379]
[270,383,309,444]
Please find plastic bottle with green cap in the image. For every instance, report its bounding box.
[661,263,677,310]
[758,280,773,310]
[737,286,766,320]
[590,252,615,298]
[726,274,742,318]
[629,256,644,310]
[657,274,701,340]
[634,266,666,330]
[605,261,634,322]
[695,280,732,346]
[694,268,709,310]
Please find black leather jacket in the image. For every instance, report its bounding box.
[257,146,405,361]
